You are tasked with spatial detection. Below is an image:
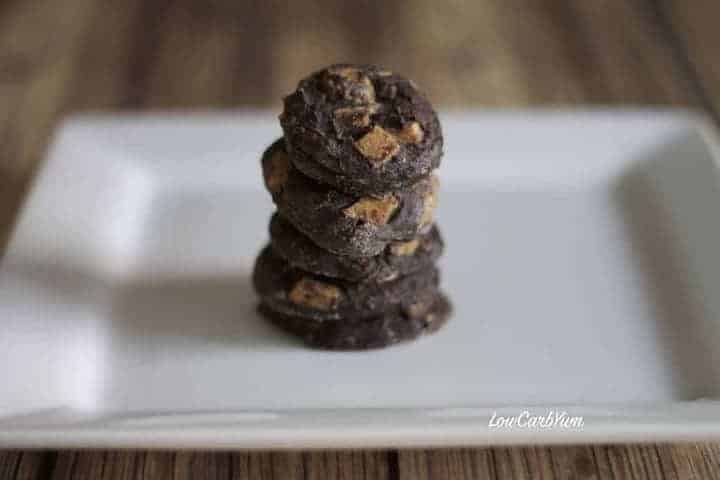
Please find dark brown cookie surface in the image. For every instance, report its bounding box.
[252,245,439,321]
[259,292,451,350]
[280,64,443,195]
[269,213,444,282]
[262,139,438,258]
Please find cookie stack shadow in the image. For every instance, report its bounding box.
[253,64,451,350]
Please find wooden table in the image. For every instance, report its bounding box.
[1,0,719,478]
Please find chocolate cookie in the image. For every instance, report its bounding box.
[259,292,451,350]
[262,139,439,258]
[252,245,439,321]
[280,64,443,195]
[269,213,444,282]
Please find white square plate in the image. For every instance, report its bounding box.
[2,110,720,448]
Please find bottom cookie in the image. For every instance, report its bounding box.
[259,293,451,350]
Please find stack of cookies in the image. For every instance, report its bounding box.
[253,64,450,350]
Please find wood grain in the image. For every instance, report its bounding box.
[32,451,392,480]
[1,447,719,479]
[1,0,720,478]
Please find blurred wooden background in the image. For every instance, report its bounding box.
[1,0,720,478]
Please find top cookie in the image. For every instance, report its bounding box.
[280,64,443,195]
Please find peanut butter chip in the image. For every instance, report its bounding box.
[395,121,424,144]
[329,67,376,104]
[331,66,364,81]
[288,277,341,311]
[333,104,378,128]
[404,299,432,319]
[389,239,420,256]
[343,194,399,225]
[354,126,401,166]
[263,150,289,194]
[420,176,440,227]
